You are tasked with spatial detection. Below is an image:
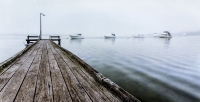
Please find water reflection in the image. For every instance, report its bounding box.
[133,37,144,42]
[104,38,115,44]
[70,39,83,44]
[159,38,171,48]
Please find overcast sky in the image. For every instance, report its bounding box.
[0,0,200,37]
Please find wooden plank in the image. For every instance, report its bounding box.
[49,41,111,102]
[0,41,39,91]
[69,66,110,102]
[66,57,121,102]
[0,41,41,102]
[47,41,91,102]
[50,41,140,102]
[34,41,53,102]
[37,42,43,55]
[46,41,72,102]
[0,58,18,76]
[71,62,121,102]
[14,41,43,102]
[51,41,125,102]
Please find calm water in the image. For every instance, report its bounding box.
[1,35,200,102]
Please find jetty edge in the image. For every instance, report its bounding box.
[50,40,140,102]
[0,41,38,73]
[0,39,140,102]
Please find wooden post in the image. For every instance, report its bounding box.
[59,36,61,46]
[58,39,61,46]
[27,35,29,44]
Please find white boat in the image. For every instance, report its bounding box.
[153,33,158,37]
[158,31,172,38]
[69,34,84,39]
[104,34,116,38]
[134,34,144,38]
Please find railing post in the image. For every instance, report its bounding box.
[27,35,29,44]
[45,35,61,46]
[59,36,61,46]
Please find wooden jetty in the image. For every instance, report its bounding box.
[0,39,140,102]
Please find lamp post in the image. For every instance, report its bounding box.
[40,13,45,39]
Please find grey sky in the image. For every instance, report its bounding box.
[0,0,200,37]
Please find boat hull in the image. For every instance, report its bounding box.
[134,36,144,38]
[70,37,84,39]
[104,36,116,38]
[158,36,172,38]
[69,36,84,39]
[158,31,172,38]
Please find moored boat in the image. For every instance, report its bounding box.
[69,34,84,39]
[104,34,116,38]
[158,31,172,38]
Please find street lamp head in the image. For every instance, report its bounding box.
[40,13,45,16]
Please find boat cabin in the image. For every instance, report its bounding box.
[163,31,171,36]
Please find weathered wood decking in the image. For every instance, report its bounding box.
[0,40,140,102]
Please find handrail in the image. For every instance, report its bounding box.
[49,35,61,46]
[26,35,39,44]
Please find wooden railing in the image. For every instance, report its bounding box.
[49,35,61,46]
[26,35,39,44]
[26,35,61,45]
